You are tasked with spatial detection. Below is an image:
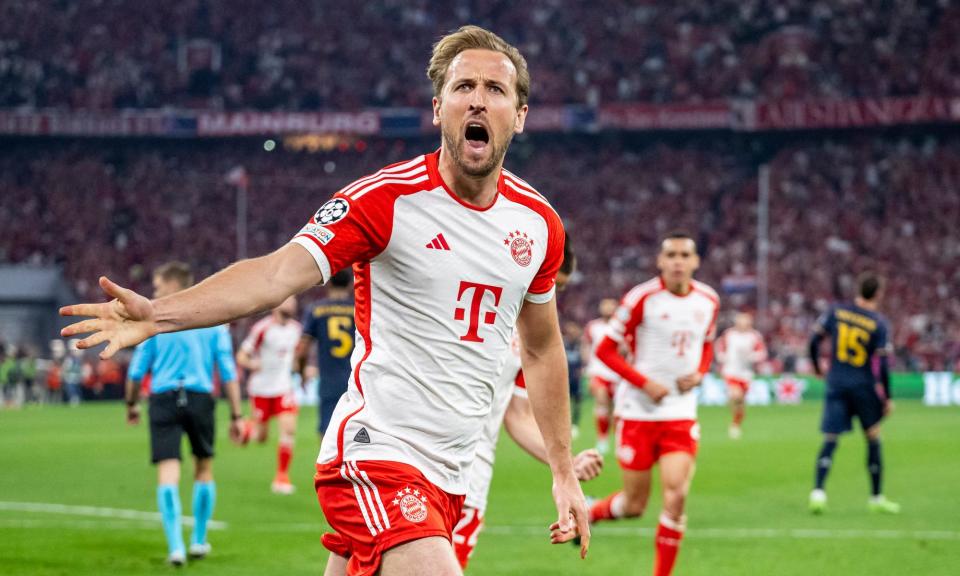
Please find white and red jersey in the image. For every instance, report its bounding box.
[606,277,719,422]
[583,317,620,382]
[464,332,526,512]
[290,150,564,495]
[240,316,303,397]
[717,327,767,381]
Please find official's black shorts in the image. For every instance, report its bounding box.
[148,389,216,463]
[820,384,884,434]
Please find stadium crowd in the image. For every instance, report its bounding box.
[1,0,957,110]
[1,134,957,372]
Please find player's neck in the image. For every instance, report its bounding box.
[854,297,877,311]
[662,276,692,296]
[437,149,500,208]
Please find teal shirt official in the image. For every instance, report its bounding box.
[128,326,238,394]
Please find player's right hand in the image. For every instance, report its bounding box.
[60,276,158,359]
[126,404,141,425]
[883,400,895,417]
[550,471,591,558]
[643,380,669,403]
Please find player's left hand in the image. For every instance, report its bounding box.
[573,449,603,481]
[677,372,703,392]
[549,470,590,558]
[883,400,895,417]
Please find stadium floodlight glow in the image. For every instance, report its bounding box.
[263,139,276,152]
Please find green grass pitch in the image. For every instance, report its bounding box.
[1,400,957,575]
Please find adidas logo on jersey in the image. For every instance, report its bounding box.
[425,233,450,251]
[353,427,371,444]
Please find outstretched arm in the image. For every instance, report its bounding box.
[61,244,322,358]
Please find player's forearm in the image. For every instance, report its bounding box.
[124,378,140,404]
[808,333,823,375]
[504,396,549,465]
[878,356,891,399]
[521,344,574,476]
[596,337,648,388]
[224,380,243,418]
[235,350,255,370]
[697,341,714,375]
[153,248,317,334]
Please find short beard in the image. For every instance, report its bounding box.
[442,128,512,178]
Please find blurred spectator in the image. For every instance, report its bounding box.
[0,1,956,110]
[0,132,957,372]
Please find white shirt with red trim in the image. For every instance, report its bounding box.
[464,332,525,512]
[240,317,303,397]
[584,317,621,382]
[718,328,767,381]
[289,150,565,495]
[608,277,719,422]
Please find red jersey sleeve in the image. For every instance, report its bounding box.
[290,191,392,283]
[525,208,565,304]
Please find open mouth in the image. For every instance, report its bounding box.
[465,123,489,147]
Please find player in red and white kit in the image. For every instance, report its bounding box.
[588,233,719,576]
[716,312,767,439]
[582,298,621,454]
[61,26,589,576]
[236,296,303,494]
[452,238,603,570]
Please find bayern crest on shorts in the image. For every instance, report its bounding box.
[314,198,350,225]
[503,230,534,267]
[393,486,428,523]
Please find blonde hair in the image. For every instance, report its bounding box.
[427,25,530,108]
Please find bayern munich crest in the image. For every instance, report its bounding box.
[314,198,350,225]
[392,486,428,523]
[503,230,534,267]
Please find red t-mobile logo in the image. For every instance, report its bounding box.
[454,281,503,343]
[672,330,694,357]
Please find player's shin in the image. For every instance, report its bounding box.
[191,481,216,546]
[867,439,882,497]
[277,438,293,478]
[814,439,837,490]
[653,513,685,576]
[157,484,185,555]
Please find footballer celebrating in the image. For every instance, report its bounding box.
[62,26,588,576]
[588,232,719,576]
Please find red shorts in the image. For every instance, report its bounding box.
[615,419,699,471]
[315,460,465,576]
[725,376,750,393]
[251,393,298,423]
[589,376,616,397]
[452,506,484,570]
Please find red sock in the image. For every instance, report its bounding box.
[654,516,685,576]
[277,442,293,477]
[589,492,623,523]
[596,413,610,439]
[733,408,744,426]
